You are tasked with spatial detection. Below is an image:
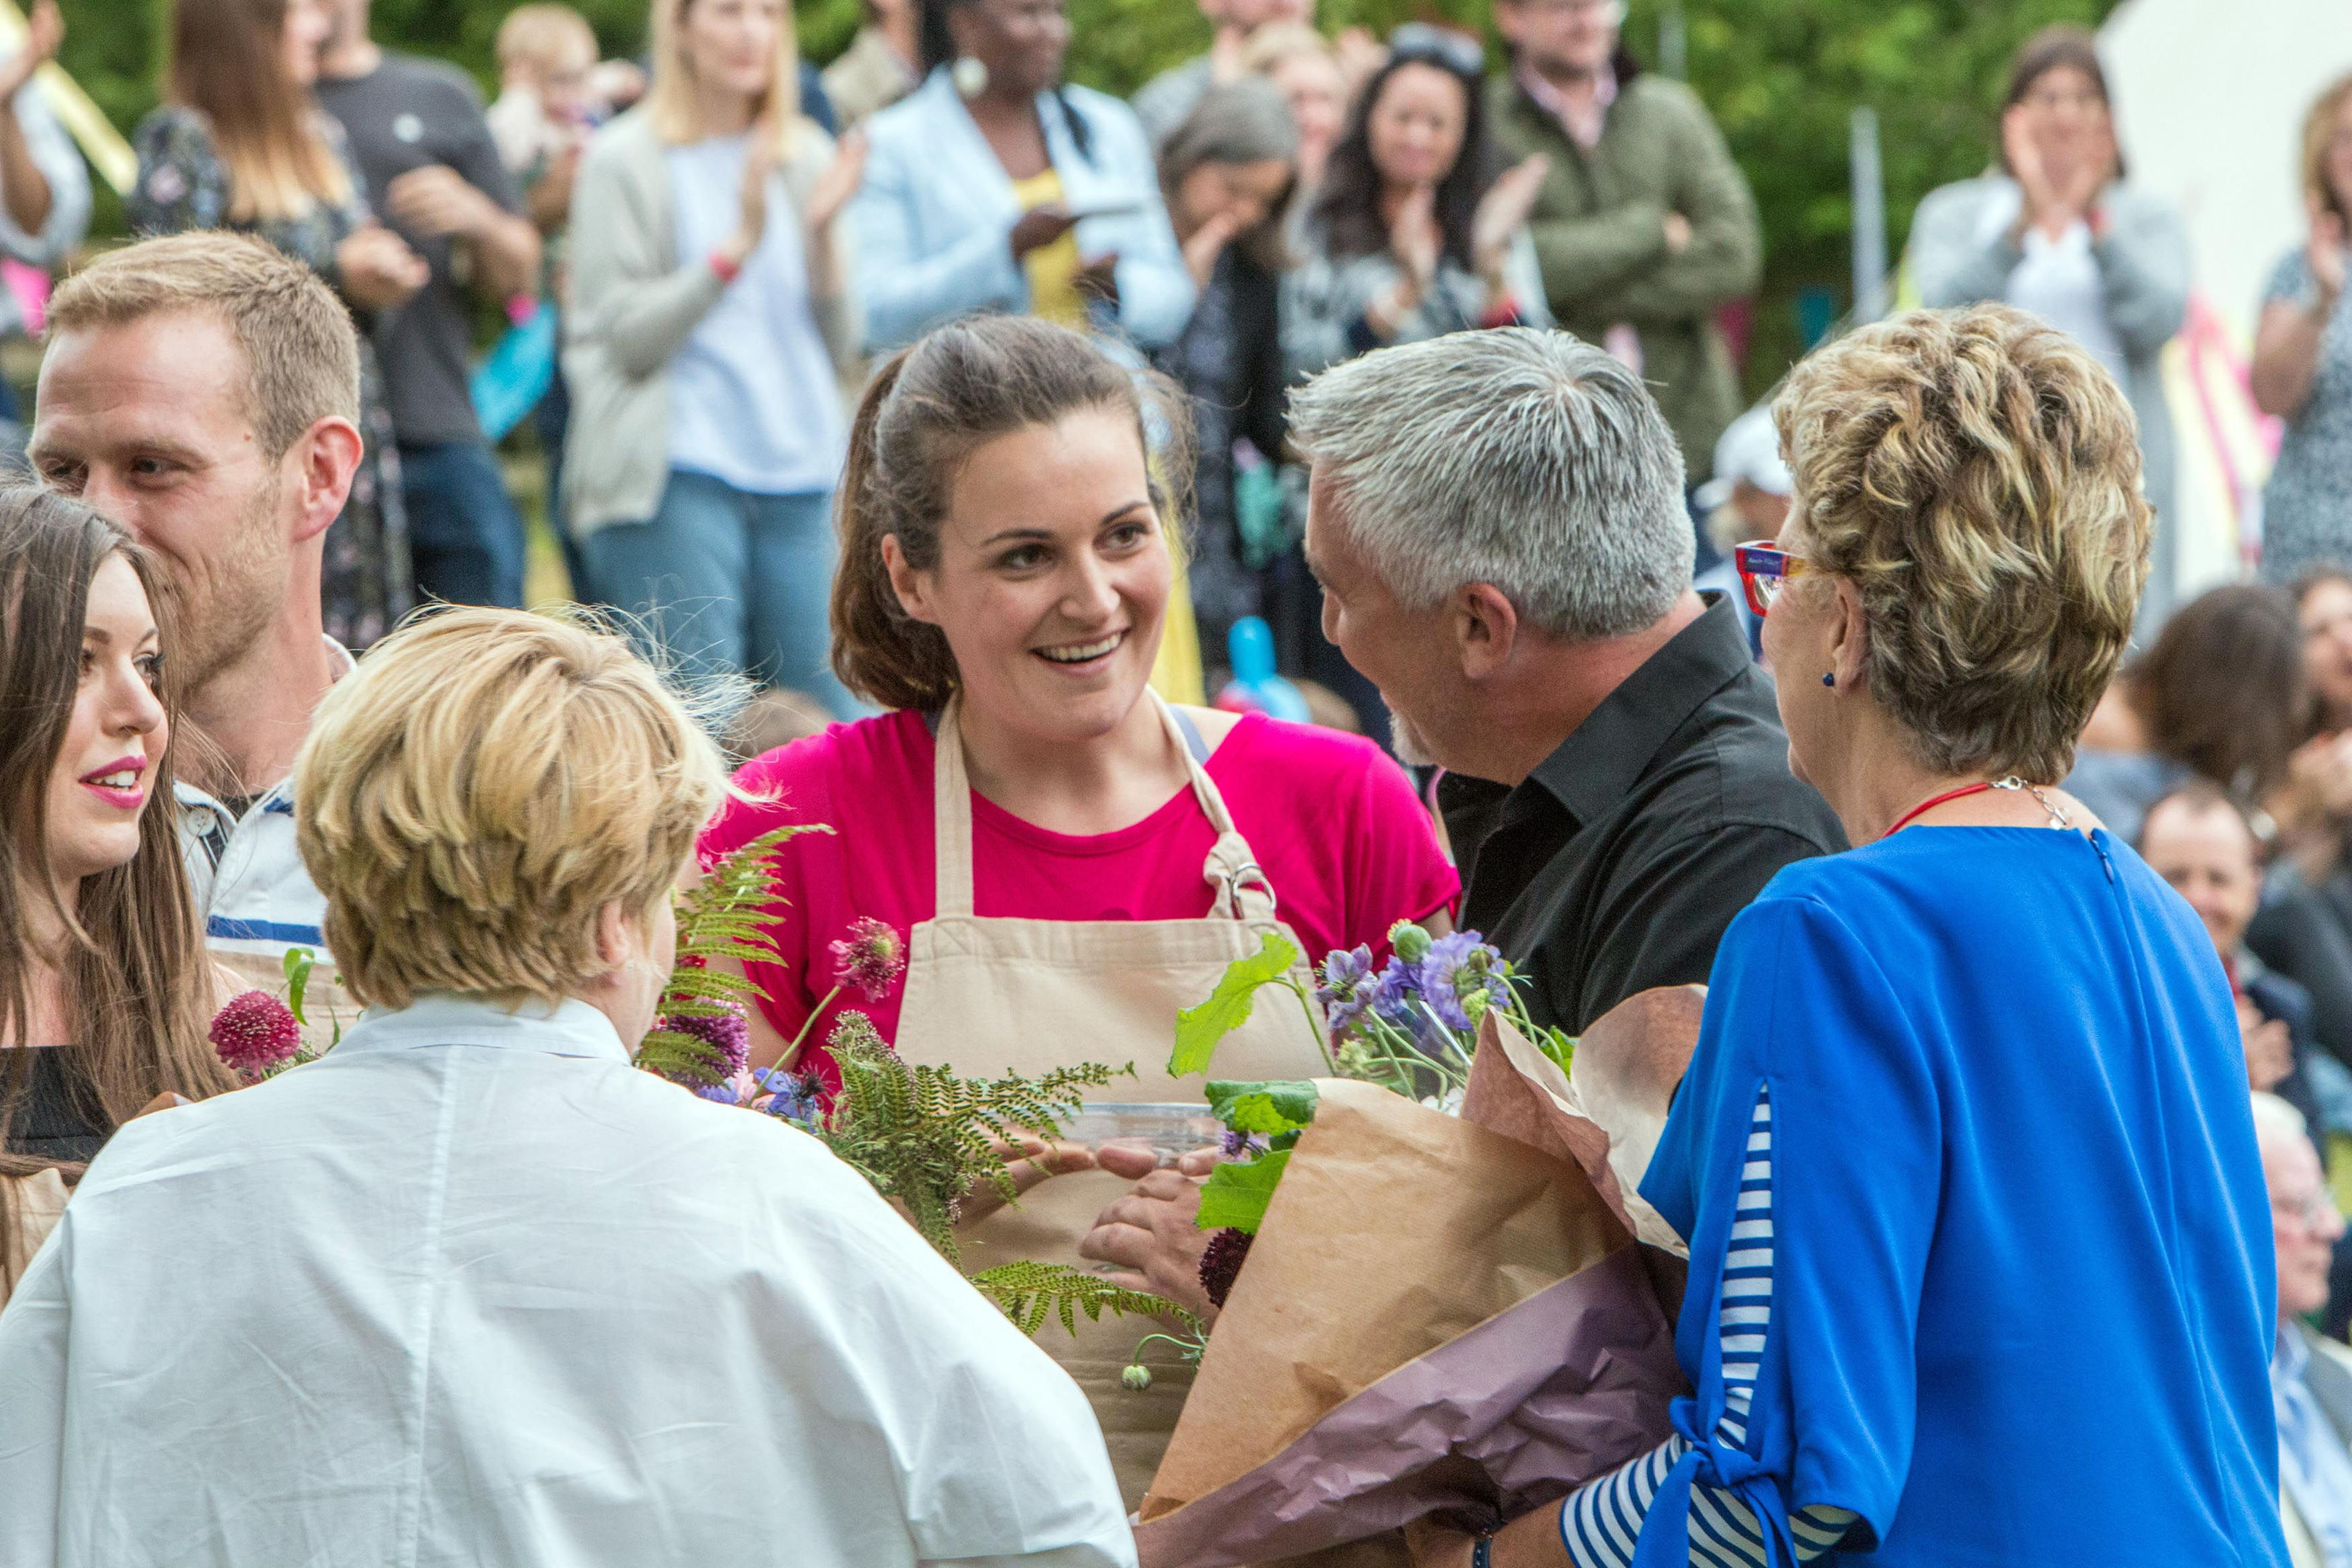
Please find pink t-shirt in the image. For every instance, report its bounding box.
[698,708,1461,1089]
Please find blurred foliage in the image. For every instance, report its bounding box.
[59,0,2117,390]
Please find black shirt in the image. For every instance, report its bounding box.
[1440,595,1847,1034]
[315,54,522,448]
[7,1048,107,1164]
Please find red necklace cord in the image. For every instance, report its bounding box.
[1881,780,1998,838]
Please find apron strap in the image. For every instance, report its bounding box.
[930,691,1281,923]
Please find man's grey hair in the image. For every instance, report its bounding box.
[2251,1090,2308,1156]
[1288,327,1694,641]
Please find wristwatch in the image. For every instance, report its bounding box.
[1471,1535,1495,1568]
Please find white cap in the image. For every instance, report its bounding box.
[1694,407,1794,513]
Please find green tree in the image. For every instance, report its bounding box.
[63,0,2119,390]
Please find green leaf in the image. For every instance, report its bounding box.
[1196,1148,1290,1234]
[1206,1079,1319,1136]
[1540,1031,1578,1076]
[282,947,313,1026]
[1170,932,1300,1079]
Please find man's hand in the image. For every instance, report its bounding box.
[2241,996,2295,1093]
[1078,1143,1218,1318]
[385,164,504,241]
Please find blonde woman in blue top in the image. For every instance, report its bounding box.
[1409,309,2285,1568]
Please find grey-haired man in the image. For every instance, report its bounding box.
[1291,326,1843,1032]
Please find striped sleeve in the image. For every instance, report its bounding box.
[1558,1089,1860,1568]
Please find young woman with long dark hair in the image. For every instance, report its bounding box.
[0,491,237,1295]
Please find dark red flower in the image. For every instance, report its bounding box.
[209,990,302,1081]
[1198,1226,1254,1309]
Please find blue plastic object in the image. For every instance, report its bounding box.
[1214,616,1311,722]
[470,301,559,445]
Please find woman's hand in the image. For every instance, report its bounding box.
[1010,203,1079,259]
[805,128,867,235]
[1182,208,1243,288]
[334,224,429,310]
[1389,182,1441,289]
[955,1137,1098,1225]
[2309,195,2348,311]
[1077,1143,1219,1319]
[1472,153,1548,290]
[0,0,62,102]
[716,121,784,272]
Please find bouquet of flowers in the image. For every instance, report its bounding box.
[1131,925,1688,1567]
[639,828,1187,1343]
[208,948,343,1082]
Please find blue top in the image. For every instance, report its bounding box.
[662,134,846,496]
[1639,827,2286,1567]
[848,69,1194,352]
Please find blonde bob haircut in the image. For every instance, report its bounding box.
[292,608,728,1011]
[646,0,802,153]
[1773,303,2150,785]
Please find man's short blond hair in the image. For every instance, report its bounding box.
[1774,303,2149,784]
[497,3,597,75]
[293,608,729,1011]
[46,232,360,460]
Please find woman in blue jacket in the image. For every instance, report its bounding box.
[849,0,1194,351]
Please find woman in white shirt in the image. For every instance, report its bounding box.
[1909,24,2189,629]
[564,0,867,714]
[0,605,1134,1568]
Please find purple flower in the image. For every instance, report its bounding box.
[1220,1128,1267,1159]
[1369,954,1424,1029]
[1315,944,1376,1034]
[1198,1228,1255,1309]
[830,917,906,1001]
[210,990,303,1081]
[660,1008,750,1080]
[1416,932,1510,1033]
[757,1068,826,1128]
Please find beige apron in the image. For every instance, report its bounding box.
[894,691,1330,1510]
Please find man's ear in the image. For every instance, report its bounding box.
[883,534,943,626]
[285,416,364,546]
[1456,582,1521,680]
[1830,576,1871,692]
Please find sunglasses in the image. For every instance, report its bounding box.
[1387,23,1485,78]
[1732,541,1817,617]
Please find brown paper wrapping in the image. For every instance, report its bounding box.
[1136,1034,1688,1567]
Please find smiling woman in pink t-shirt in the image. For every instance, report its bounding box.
[698,314,1454,1503]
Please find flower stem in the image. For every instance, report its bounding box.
[1281,978,1337,1074]
[780,982,846,1070]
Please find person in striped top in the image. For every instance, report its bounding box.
[1408,307,2287,1568]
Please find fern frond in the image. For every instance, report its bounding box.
[968,1262,1185,1338]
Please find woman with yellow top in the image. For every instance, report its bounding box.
[849,0,1196,352]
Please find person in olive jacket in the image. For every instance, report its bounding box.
[1487,0,1759,502]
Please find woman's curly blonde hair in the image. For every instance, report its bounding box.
[1773,303,2149,784]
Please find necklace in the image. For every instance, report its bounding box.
[1882,776,2072,838]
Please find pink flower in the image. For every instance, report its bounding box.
[829,917,905,1000]
[210,990,302,1081]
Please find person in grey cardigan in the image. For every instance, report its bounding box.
[1910,25,2188,630]
[562,0,865,714]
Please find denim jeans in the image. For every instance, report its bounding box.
[581,468,861,718]
[401,439,527,609]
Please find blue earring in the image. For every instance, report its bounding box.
[1821,672,1835,687]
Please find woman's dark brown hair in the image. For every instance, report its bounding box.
[830,314,1193,711]
[0,490,235,1285]
[1996,24,2121,178]
[2128,583,2311,801]
[1312,43,1497,268]
[168,0,353,223]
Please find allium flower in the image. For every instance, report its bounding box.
[1416,932,1511,1033]
[210,990,302,1081]
[1198,1226,1255,1309]
[1315,944,1376,1034]
[660,1008,750,1080]
[830,916,906,1000]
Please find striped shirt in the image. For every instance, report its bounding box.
[1559,1089,1861,1567]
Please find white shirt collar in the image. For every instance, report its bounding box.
[334,992,632,1063]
